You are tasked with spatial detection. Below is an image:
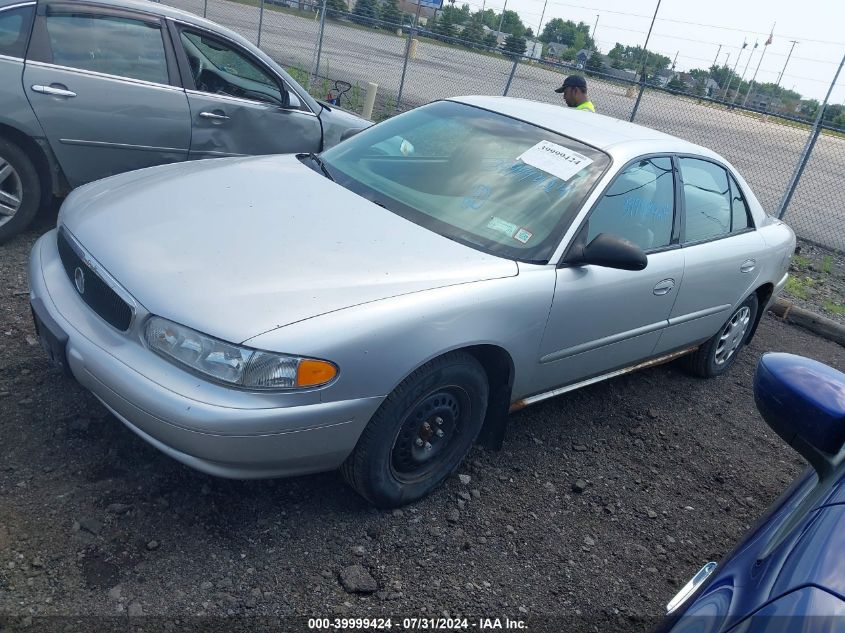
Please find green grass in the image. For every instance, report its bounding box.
[824,300,845,316]
[822,255,834,274]
[791,254,810,268]
[785,276,810,300]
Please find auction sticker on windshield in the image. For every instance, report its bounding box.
[517,140,593,182]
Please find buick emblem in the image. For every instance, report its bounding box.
[74,267,85,295]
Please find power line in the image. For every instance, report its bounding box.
[541,0,845,46]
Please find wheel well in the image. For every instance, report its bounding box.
[461,344,514,450]
[747,283,774,343]
[0,123,59,200]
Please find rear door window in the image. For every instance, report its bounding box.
[0,5,35,57]
[679,157,734,243]
[44,12,168,84]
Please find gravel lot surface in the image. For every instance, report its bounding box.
[162,0,845,253]
[2,214,844,632]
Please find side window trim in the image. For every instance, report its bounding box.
[0,2,35,59]
[27,2,180,87]
[676,153,756,246]
[728,173,755,231]
[561,152,680,264]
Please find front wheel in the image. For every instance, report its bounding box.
[341,352,489,508]
[0,138,42,245]
[687,293,758,378]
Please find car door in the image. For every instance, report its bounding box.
[170,23,321,159]
[22,1,190,187]
[533,155,686,393]
[654,156,767,355]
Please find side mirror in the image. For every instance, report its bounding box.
[755,353,845,480]
[567,233,647,271]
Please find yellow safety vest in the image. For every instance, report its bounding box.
[576,101,596,112]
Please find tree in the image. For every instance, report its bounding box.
[540,18,594,50]
[483,32,499,49]
[605,43,669,75]
[666,76,685,92]
[325,0,348,18]
[352,0,378,24]
[432,11,457,40]
[524,27,533,39]
[585,52,604,73]
[378,0,401,26]
[503,32,526,56]
[498,10,525,36]
[460,13,485,48]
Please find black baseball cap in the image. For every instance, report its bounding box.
[555,75,588,93]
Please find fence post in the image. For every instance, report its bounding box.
[777,51,844,220]
[203,0,207,18]
[502,57,519,96]
[396,28,414,109]
[629,82,645,122]
[313,0,328,78]
[256,0,265,47]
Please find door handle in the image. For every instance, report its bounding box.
[740,259,756,273]
[199,111,230,120]
[31,84,76,98]
[653,278,675,296]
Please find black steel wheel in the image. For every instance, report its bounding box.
[341,352,488,508]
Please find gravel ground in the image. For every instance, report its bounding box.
[1,212,844,633]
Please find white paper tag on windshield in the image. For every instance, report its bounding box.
[517,141,593,181]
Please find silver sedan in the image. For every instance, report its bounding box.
[29,97,796,507]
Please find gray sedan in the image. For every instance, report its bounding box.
[29,97,796,507]
[0,0,367,243]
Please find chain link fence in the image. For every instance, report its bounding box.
[161,0,844,253]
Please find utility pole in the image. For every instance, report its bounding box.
[776,40,799,87]
[629,0,662,122]
[743,24,774,107]
[592,14,599,42]
[711,44,722,69]
[722,40,745,101]
[732,41,757,105]
[497,0,508,36]
[671,50,678,70]
[536,0,548,38]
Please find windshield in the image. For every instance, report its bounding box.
[320,100,610,263]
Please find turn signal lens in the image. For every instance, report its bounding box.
[297,359,338,387]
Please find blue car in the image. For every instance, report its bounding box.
[658,353,845,632]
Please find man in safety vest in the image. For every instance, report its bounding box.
[554,75,596,112]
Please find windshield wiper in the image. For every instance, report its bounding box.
[308,153,335,181]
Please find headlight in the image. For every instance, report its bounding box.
[144,316,337,390]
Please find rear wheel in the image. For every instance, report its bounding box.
[687,293,758,378]
[341,352,488,508]
[0,138,41,245]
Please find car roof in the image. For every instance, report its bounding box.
[449,96,721,163]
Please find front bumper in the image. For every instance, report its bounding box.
[28,229,383,479]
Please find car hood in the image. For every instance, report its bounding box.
[59,155,518,343]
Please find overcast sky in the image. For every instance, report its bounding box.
[461,0,844,102]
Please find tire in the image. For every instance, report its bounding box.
[0,138,42,245]
[687,293,758,378]
[341,352,489,508]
